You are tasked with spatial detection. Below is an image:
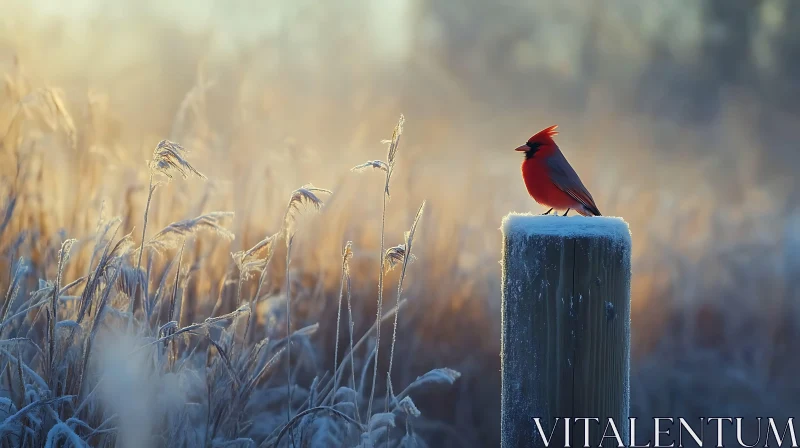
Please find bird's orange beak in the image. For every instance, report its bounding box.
[514,144,528,152]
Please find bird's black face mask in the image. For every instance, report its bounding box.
[524,142,542,159]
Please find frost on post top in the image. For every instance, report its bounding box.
[501,213,631,246]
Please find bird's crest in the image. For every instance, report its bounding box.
[528,125,559,144]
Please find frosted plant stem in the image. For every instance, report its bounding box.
[385,257,408,411]
[331,250,347,405]
[130,172,154,327]
[136,173,154,274]
[345,273,360,423]
[251,238,277,342]
[385,200,424,444]
[367,179,388,420]
[285,234,294,448]
[128,170,155,333]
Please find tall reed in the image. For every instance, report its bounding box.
[352,114,404,421]
[385,201,425,410]
[133,140,205,316]
[332,242,354,406]
[281,185,332,443]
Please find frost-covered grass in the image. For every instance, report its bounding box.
[0,90,462,446]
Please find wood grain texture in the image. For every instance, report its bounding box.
[501,232,631,448]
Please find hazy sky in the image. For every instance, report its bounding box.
[3,0,416,60]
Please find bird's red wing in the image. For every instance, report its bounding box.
[546,151,601,216]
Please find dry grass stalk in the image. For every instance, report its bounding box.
[48,238,76,388]
[116,265,146,299]
[77,258,122,397]
[166,243,186,368]
[363,114,405,421]
[133,139,206,319]
[149,140,206,180]
[234,232,279,351]
[232,233,278,289]
[232,235,276,273]
[386,201,425,411]
[283,184,331,233]
[331,242,354,407]
[135,304,252,353]
[76,221,126,325]
[1,258,28,326]
[280,184,331,438]
[16,87,77,150]
[145,211,235,255]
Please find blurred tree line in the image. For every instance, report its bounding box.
[413,0,798,184]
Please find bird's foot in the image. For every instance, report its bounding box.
[541,208,553,216]
[562,209,570,217]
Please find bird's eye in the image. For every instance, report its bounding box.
[526,142,541,151]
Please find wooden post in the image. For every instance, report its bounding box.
[500,214,632,448]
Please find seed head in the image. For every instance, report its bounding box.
[384,244,412,271]
[283,184,332,230]
[351,160,389,173]
[150,140,206,180]
[146,211,234,254]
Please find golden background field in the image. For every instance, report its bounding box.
[1,1,798,446]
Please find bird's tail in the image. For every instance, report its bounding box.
[578,205,602,216]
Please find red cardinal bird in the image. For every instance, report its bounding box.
[515,125,601,216]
